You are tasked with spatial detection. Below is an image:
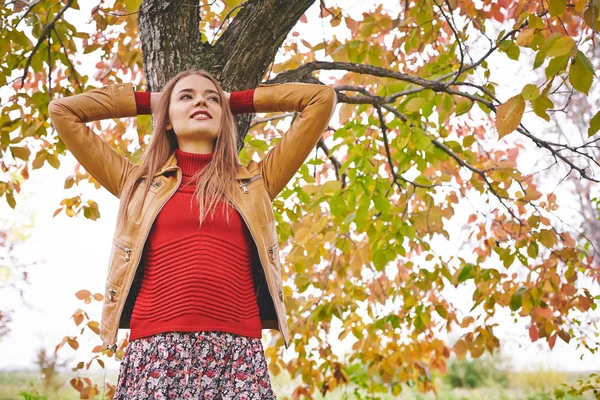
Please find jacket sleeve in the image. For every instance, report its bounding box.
[253,82,338,201]
[48,82,139,199]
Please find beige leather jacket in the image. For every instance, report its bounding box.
[48,81,337,352]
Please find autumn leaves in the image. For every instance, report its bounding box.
[494,8,598,138]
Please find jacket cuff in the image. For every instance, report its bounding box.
[230,89,255,114]
[134,91,151,115]
[112,83,138,119]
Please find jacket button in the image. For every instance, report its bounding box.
[118,85,123,90]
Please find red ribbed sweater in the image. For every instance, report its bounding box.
[128,89,263,341]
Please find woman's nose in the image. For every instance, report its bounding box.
[194,97,207,107]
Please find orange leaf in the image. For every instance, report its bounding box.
[55,336,68,352]
[557,330,571,344]
[70,377,84,391]
[548,333,557,350]
[75,289,91,300]
[453,340,468,360]
[73,310,84,326]
[529,325,539,342]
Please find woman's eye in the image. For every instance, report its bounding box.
[209,96,219,102]
[180,94,192,100]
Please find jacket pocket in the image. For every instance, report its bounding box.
[107,237,132,288]
[105,281,120,302]
[238,174,264,194]
[126,176,163,225]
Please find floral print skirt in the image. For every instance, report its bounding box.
[113,331,277,399]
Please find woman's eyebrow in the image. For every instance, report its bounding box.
[176,88,219,96]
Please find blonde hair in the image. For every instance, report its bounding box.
[117,69,245,232]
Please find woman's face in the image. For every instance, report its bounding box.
[166,75,223,150]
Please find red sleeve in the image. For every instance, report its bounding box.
[229,89,255,114]
[134,89,256,115]
[134,91,151,115]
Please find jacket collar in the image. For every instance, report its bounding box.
[154,151,257,179]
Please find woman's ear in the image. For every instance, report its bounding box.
[166,121,172,130]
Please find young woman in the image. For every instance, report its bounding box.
[48,69,337,399]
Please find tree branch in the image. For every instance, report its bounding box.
[19,0,75,89]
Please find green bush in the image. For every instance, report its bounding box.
[444,357,509,389]
[18,382,47,400]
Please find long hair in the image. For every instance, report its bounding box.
[116,69,244,232]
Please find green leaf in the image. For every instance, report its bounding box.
[411,128,432,151]
[548,0,566,16]
[532,95,554,121]
[435,305,448,319]
[6,191,16,209]
[455,97,474,116]
[545,55,570,78]
[125,0,142,12]
[373,193,390,214]
[330,195,346,216]
[457,264,472,283]
[510,286,528,311]
[546,36,575,58]
[373,250,388,271]
[527,241,539,258]
[589,111,600,137]
[569,51,595,94]
[528,14,545,29]
[405,97,426,113]
[521,84,540,100]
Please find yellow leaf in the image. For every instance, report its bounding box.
[295,226,311,244]
[546,36,575,58]
[321,180,342,195]
[516,29,536,46]
[495,95,525,138]
[338,103,355,123]
[87,321,100,334]
[522,186,543,201]
[67,338,79,350]
[301,184,319,194]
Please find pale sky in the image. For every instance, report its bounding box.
[1,0,599,376]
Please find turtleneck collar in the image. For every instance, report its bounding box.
[174,148,214,177]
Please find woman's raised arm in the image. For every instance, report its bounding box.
[252,82,338,201]
[48,82,139,199]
